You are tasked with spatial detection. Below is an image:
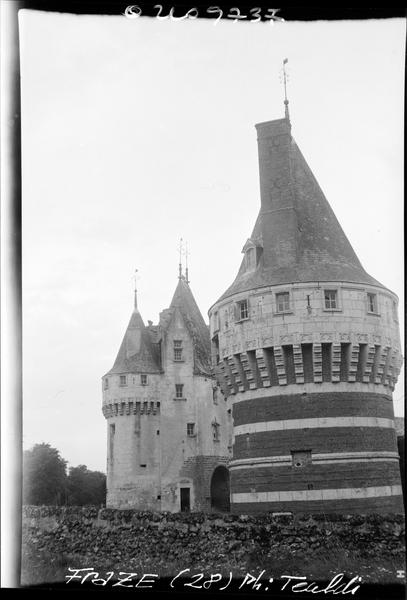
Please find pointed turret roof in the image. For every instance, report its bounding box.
[167,277,212,376]
[216,117,384,303]
[107,307,161,375]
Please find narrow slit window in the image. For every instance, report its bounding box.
[212,420,220,442]
[109,424,115,463]
[104,378,109,390]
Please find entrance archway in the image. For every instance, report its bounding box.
[210,466,230,512]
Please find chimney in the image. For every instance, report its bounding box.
[255,118,298,271]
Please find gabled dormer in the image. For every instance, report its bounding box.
[241,238,262,273]
[160,276,212,377]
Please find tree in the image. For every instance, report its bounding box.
[23,443,67,505]
[67,465,106,506]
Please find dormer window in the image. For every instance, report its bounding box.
[246,247,255,270]
[242,239,261,272]
[173,340,183,361]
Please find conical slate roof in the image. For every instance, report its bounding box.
[108,308,161,374]
[216,117,384,304]
[168,277,212,376]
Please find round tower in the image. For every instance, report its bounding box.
[102,296,162,509]
[209,117,403,514]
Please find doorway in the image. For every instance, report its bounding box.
[210,466,230,512]
[180,487,190,512]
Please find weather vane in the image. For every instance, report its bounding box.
[178,238,183,279]
[134,268,139,309]
[280,57,290,121]
[185,241,190,285]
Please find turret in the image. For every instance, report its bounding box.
[209,107,403,514]
[102,288,162,509]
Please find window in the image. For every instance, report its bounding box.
[212,386,219,405]
[119,375,127,386]
[324,290,338,310]
[291,450,312,468]
[224,309,229,330]
[109,424,115,463]
[212,420,220,442]
[367,293,377,314]
[237,299,249,321]
[276,292,290,313]
[213,311,219,331]
[140,374,148,386]
[175,384,184,399]
[246,247,255,270]
[173,340,183,361]
[187,423,195,436]
[104,378,109,390]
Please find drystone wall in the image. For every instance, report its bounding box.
[22,506,404,570]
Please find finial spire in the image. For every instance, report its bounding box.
[185,241,190,284]
[134,269,139,309]
[282,58,290,121]
[178,238,183,279]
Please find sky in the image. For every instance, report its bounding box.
[19,12,405,473]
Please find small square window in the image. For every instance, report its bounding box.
[276,292,290,313]
[324,290,338,310]
[291,450,312,468]
[104,378,109,390]
[119,375,127,386]
[141,374,148,386]
[237,299,249,321]
[367,293,377,314]
[187,423,195,436]
[175,384,184,399]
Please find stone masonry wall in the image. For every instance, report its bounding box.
[23,506,404,575]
